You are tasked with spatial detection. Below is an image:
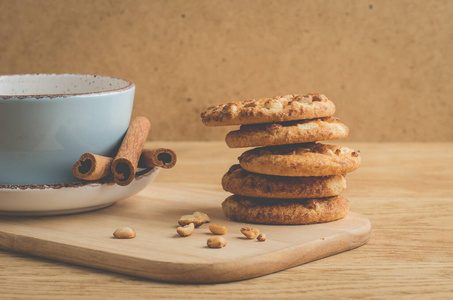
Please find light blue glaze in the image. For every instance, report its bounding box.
[0,74,135,185]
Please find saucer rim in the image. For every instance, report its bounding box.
[0,168,156,191]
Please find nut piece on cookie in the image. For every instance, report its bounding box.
[293,94,313,104]
[241,227,260,239]
[113,227,136,239]
[177,223,195,237]
[263,99,283,110]
[207,236,227,248]
[209,224,228,235]
[178,212,210,228]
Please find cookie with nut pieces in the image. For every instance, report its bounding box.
[201,93,335,126]
[238,142,361,177]
[222,195,349,225]
[222,164,347,199]
[225,116,349,148]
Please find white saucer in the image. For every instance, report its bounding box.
[0,168,160,216]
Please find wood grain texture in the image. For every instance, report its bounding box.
[0,0,452,142]
[1,142,452,298]
[0,187,370,283]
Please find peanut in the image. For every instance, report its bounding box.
[209,224,228,235]
[207,236,227,248]
[241,227,259,239]
[177,223,195,237]
[113,227,136,239]
[257,233,266,242]
[193,211,210,223]
[178,211,210,228]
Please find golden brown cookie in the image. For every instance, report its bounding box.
[221,195,349,225]
[201,93,335,126]
[222,164,346,198]
[225,117,349,148]
[238,142,361,177]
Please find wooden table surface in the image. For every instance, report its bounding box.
[1,141,452,299]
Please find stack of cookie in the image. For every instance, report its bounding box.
[201,93,361,225]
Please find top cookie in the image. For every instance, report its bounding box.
[201,93,335,126]
[238,142,361,177]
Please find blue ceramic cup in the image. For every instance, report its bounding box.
[0,74,135,185]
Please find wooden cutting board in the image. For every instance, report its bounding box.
[0,183,371,283]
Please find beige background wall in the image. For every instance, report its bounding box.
[0,0,452,142]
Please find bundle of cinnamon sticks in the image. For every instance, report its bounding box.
[72,116,177,186]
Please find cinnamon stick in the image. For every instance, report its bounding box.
[111,116,151,186]
[72,153,113,181]
[139,148,177,169]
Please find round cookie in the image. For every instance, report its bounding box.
[201,93,335,126]
[221,195,349,225]
[225,117,349,148]
[238,142,361,177]
[222,164,346,199]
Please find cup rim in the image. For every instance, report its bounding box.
[0,73,135,99]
